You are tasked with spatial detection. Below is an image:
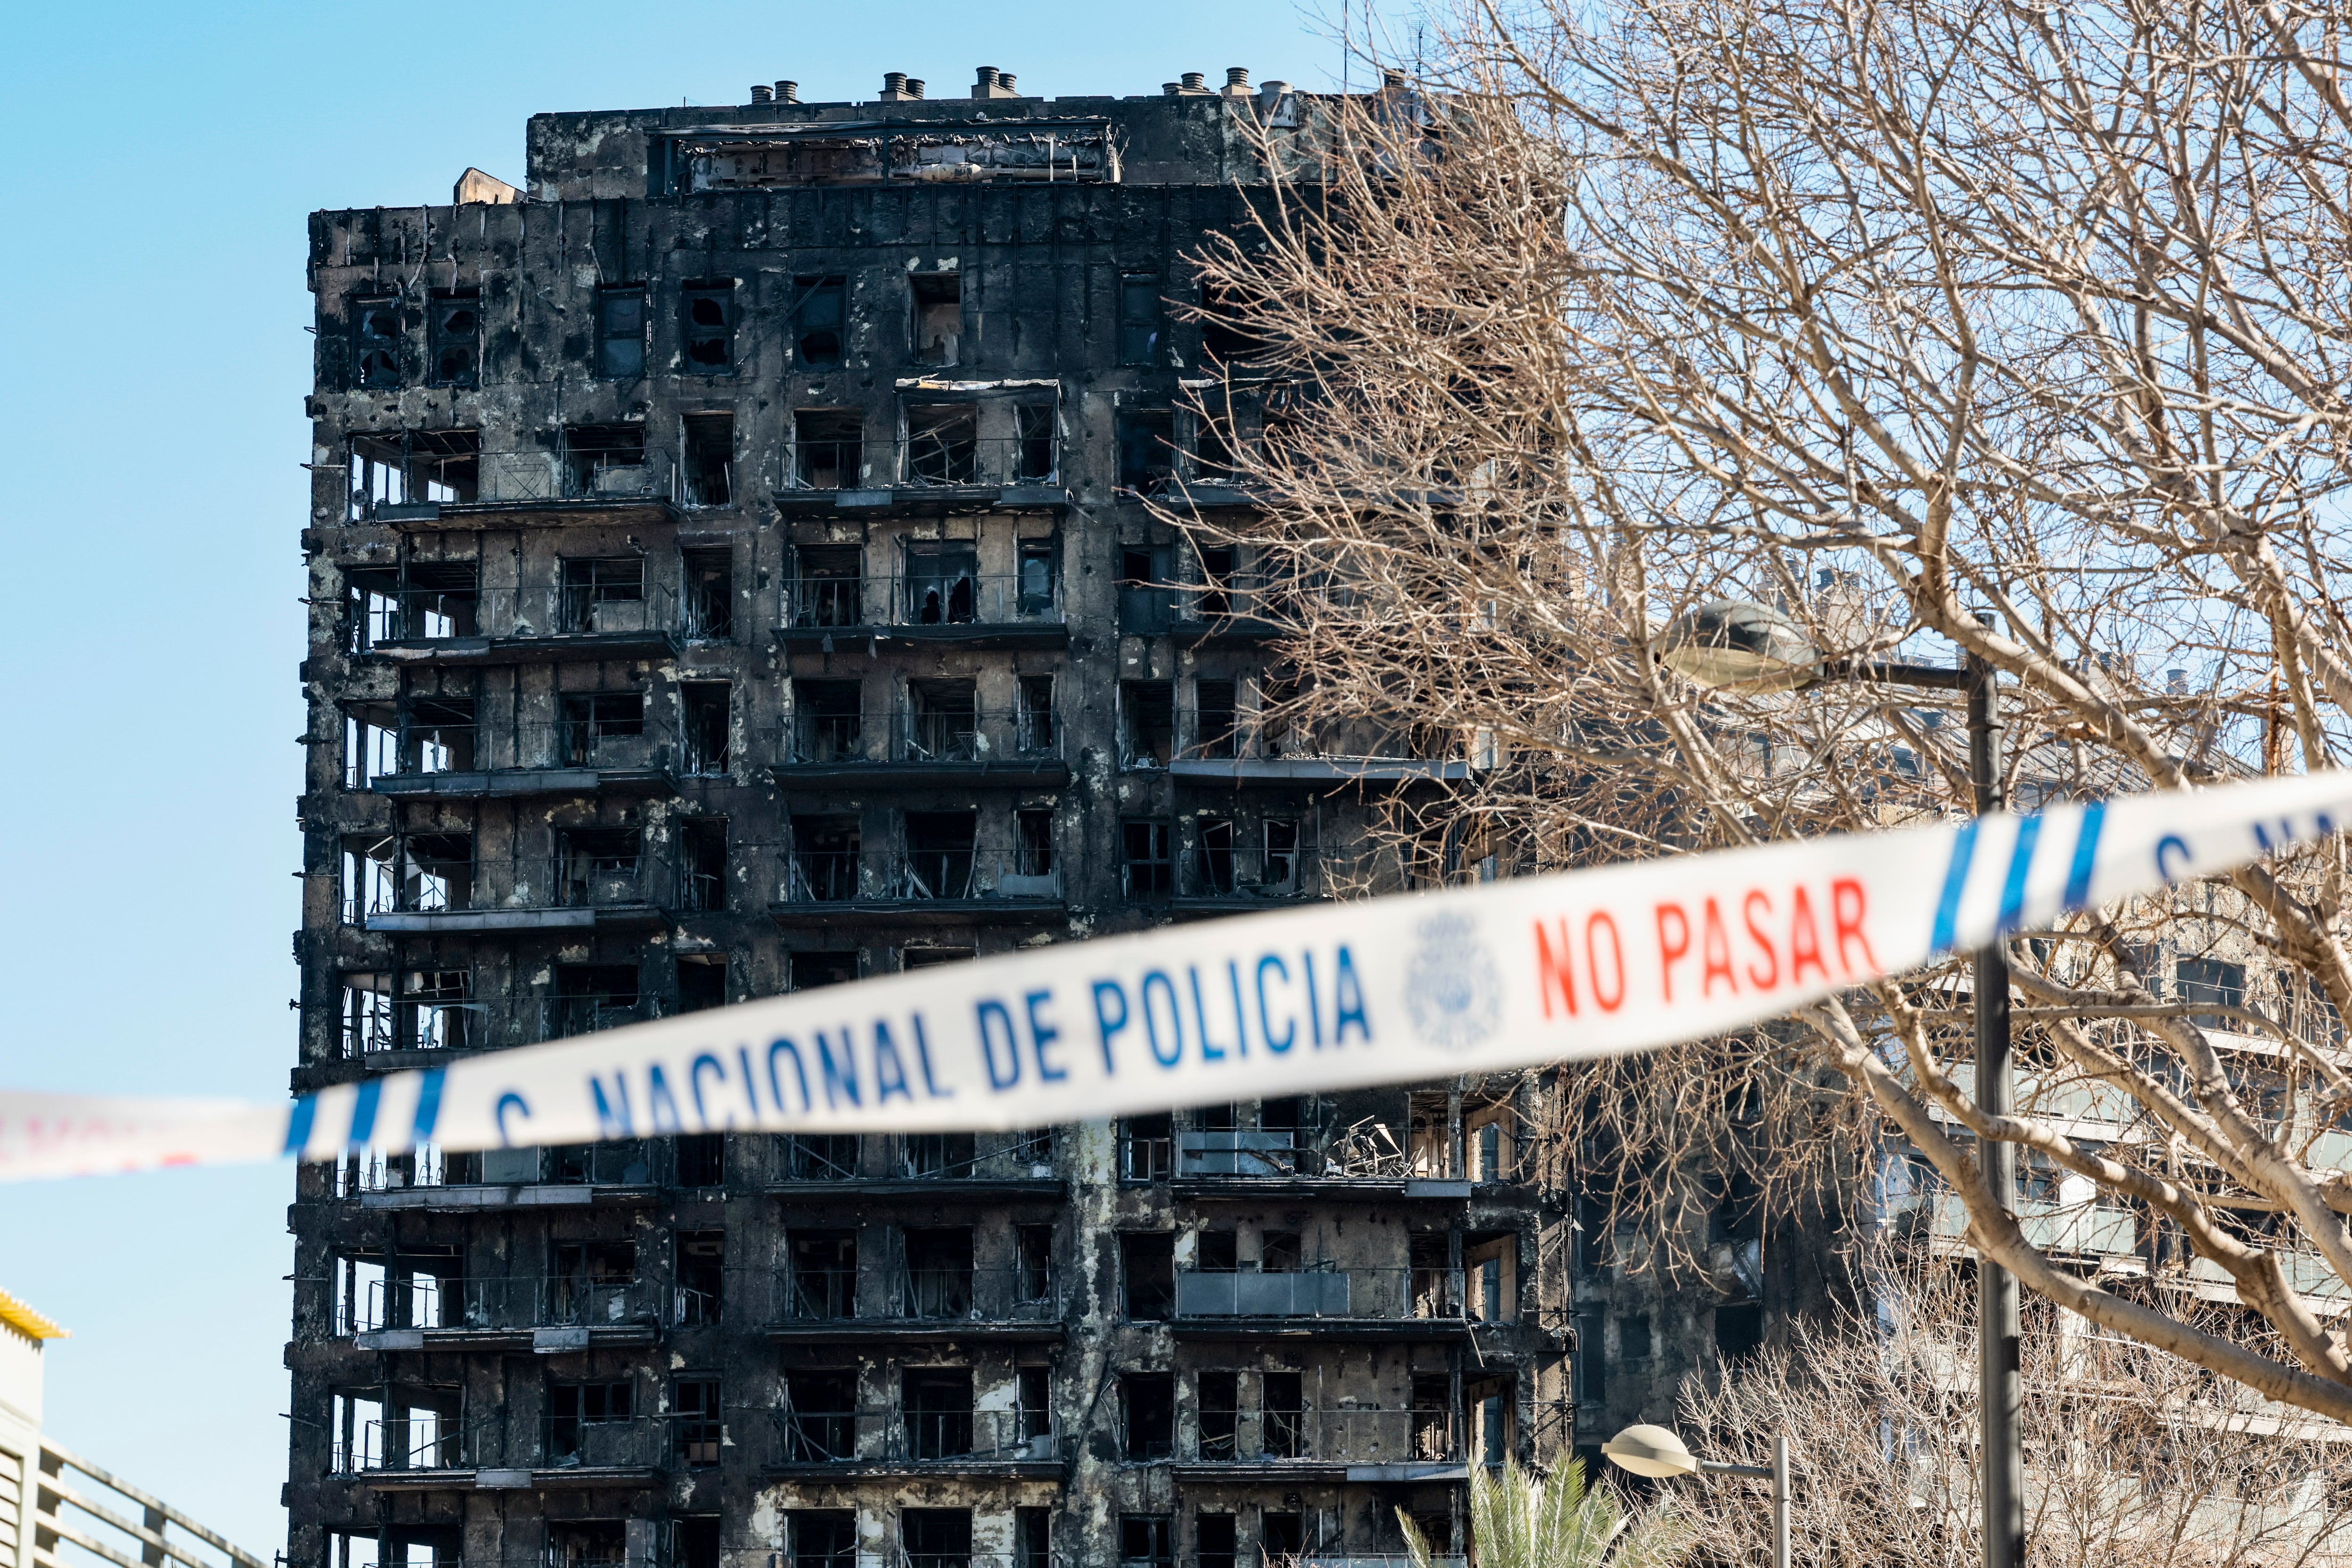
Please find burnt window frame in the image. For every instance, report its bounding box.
[427,288,481,388]
[596,285,647,379]
[352,294,405,389]
[793,275,849,370]
[1118,272,1163,367]
[681,280,738,374]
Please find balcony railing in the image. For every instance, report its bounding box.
[1173,1267,1468,1321]
[348,584,683,652]
[334,1415,471,1473]
[1189,1407,1460,1465]
[332,1135,661,1197]
[1176,845,1327,903]
[897,1130,1056,1180]
[771,1407,1058,1465]
[346,443,689,522]
[540,1415,668,1471]
[777,853,1063,906]
[781,708,1061,766]
[784,571,1064,629]
[771,1267,1062,1323]
[882,435,1059,490]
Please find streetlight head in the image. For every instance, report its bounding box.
[1658,599,1822,693]
[1603,1423,1701,1479]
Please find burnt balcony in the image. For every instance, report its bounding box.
[358,702,679,801]
[354,834,682,934]
[333,1136,666,1212]
[767,1265,1065,1344]
[1170,1267,1470,1340]
[770,852,1065,928]
[345,578,682,666]
[777,432,1068,515]
[765,1406,1062,1479]
[344,432,684,529]
[779,565,1067,650]
[1176,1405,1466,1483]
[344,1271,662,1353]
[771,705,1066,788]
[1171,842,1332,916]
[1168,1125,1472,1203]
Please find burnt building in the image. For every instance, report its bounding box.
[287,65,1576,1568]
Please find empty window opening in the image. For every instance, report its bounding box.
[397,832,474,912]
[903,811,976,900]
[1122,1113,1174,1181]
[1120,681,1176,769]
[673,1518,720,1568]
[1261,1229,1303,1273]
[1017,537,1059,614]
[789,950,860,991]
[1468,1102,1517,1182]
[1015,808,1055,877]
[793,542,864,627]
[902,945,970,970]
[1118,274,1162,366]
[903,1369,975,1458]
[353,296,403,388]
[1193,816,1236,895]
[903,540,979,623]
[557,555,646,633]
[676,1232,724,1322]
[683,547,734,639]
[780,1371,856,1461]
[682,281,737,372]
[787,1230,856,1318]
[545,1378,633,1464]
[906,679,978,762]
[427,290,479,387]
[1120,1516,1173,1568]
[791,680,864,764]
[1198,1370,1239,1460]
[1196,1230,1239,1272]
[1118,409,1176,491]
[1264,819,1302,890]
[1016,1509,1052,1568]
[682,817,728,911]
[1200,281,1264,364]
[1196,546,1237,617]
[901,1510,971,1568]
[1121,1373,1174,1460]
[562,425,647,497]
[1262,1517,1306,1564]
[1716,1301,1765,1364]
[673,1379,721,1467]
[682,412,734,506]
[1120,1232,1175,1320]
[1197,1515,1237,1568]
[1465,1233,1517,1322]
[342,835,395,924]
[911,274,962,365]
[547,1523,627,1568]
[683,683,731,775]
[1015,404,1057,482]
[1468,1375,1514,1468]
[789,1513,856,1568]
[1410,1374,1454,1459]
[905,404,979,485]
[349,429,479,513]
[402,696,476,775]
[1193,679,1238,760]
[2179,956,2248,1029]
[548,823,637,908]
[1192,396,1238,480]
[557,692,646,766]
[1618,1312,1653,1360]
[793,277,846,368]
[1118,544,1173,633]
[903,1127,977,1179]
[1261,1371,1303,1458]
[678,955,726,1015]
[788,815,861,902]
[1017,1225,1054,1298]
[1017,677,1056,756]
[1122,819,1174,900]
[551,963,639,1039]
[596,286,646,378]
[793,411,863,490]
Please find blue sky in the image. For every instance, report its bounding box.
[0,2,1364,1554]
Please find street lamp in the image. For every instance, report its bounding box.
[1604,1423,1790,1568]
[1656,599,2023,1568]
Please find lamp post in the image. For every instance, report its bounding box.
[1656,600,2023,1568]
[1604,1423,1789,1568]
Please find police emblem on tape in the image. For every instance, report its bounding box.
[1405,912,1501,1050]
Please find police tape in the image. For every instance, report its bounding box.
[8,769,2352,1182]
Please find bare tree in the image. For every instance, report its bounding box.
[1173,0,2352,1420]
[1677,1252,2352,1567]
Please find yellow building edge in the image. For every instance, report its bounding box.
[0,1288,66,1341]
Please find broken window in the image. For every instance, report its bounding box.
[353,295,403,388]
[1120,1375,1174,1460]
[905,680,978,762]
[792,543,865,627]
[1197,1370,1238,1460]
[902,1227,975,1316]
[1262,1230,1303,1273]
[397,833,474,912]
[790,1512,856,1568]
[397,561,481,641]
[1193,817,1236,895]
[1122,1113,1173,1181]
[677,955,727,1015]
[1119,1518,1173,1568]
[547,1522,627,1568]
[911,273,961,365]
[545,1378,633,1464]
[596,285,645,378]
[1264,819,1302,892]
[1118,409,1176,491]
[902,947,974,969]
[787,815,861,902]
[1261,1371,1304,1458]
[2179,956,2248,1029]
[1120,1232,1175,1320]
[561,425,648,498]
[793,276,846,369]
[902,1125,978,1179]
[1200,280,1264,364]
[893,544,977,627]
[681,816,727,911]
[905,404,978,485]
[556,692,646,766]
[1121,819,1174,900]
[1197,1515,1237,1568]
[676,1233,724,1323]
[343,836,396,923]
[902,1510,971,1568]
[349,429,479,515]
[1118,274,1163,366]
[1467,1101,1517,1183]
[1017,1225,1054,1300]
[1195,545,1237,618]
[1193,679,1238,760]
[683,547,733,639]
[781,1371,856,1461]
[1469,1376,1514,1468]
[673,1377,721,1466]
[557,554,649,634]
[401,696,476,775]
[682,281,737,372]
[673,1519,720,1568]
[1118,545,1173,633]
[1016,678,1056,757]
[557,827,643,907]
[793,411,862,490]
[786,1230,857,1317]
[904,1370,974,1459]
[790,680,863,764]
[1410,1374,1455,1459]
[788,950,860,992]
[1191,392,1238,480]
[549,963,640,1039]
[682,684,731,775]
[1015,404,1057,482]
[427,289,479,387]
[1017,537,1059,615]
[1015,809,1055,877]
[681,412,733,506]
[902,811,977,900]
[1196,1230,1239,1272]
[1120,681,1176,769]
[1465,1233,1516,1322]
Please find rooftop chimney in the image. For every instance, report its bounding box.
[2168,668,2190,696]
[1163,82,1182,97]
[1383,68,1406,88]
[973,64,1020,99]
[907,78,926,99]
[1180,71,1209,95]
[881,71,913,100]
[776,80,800,103]
[1223,67,1252,96]
[997,72,1017,95]
[749,83,773,103]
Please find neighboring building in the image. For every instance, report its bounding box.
[288,66,1562,1568]
[0,1288,61,1568]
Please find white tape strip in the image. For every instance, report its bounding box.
[7,769,2350,1182]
